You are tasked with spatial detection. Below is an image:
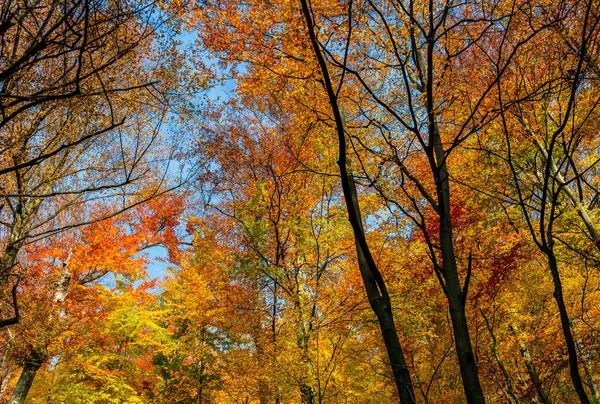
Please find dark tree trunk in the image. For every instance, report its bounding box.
[546,249,590,404]
[258,380,269,404]
[8,349,44,404]
[299,1,416,402]
[439,215,484,403]
[301,384,315,404]
[432,134,485,403]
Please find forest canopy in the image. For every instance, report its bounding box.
[1,0,600,402]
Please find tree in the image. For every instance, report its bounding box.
[0,0,195,329]
[488,0,600,400]
[191,97,384,402]
[1,193,184,402]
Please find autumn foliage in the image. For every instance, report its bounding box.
[1,0,600,403]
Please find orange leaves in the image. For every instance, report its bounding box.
[3,0,600,401]
[0,192,186,400]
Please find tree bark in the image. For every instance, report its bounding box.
[301,384,315,404]
[546,250,590,403]
[432,130,485,403]
[8,349,44,404]
[298,1,416,402]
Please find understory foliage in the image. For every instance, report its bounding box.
[1,0,600,402]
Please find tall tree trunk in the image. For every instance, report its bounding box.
[299,1,416,402]
[439,227,484,403]
[297,307,315,404]
[258,380,270,404]
[254,338,270,404]
[301,384,315,404]
[0,242,24,328]
[0,329,14,396]
[439,217,483,403]
[272,281,281,404]
[432,130,485,403]
[8,349,44,404]
[546,249,590,403]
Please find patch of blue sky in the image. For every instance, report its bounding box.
[133,22,249,285]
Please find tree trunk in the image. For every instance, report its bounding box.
[0,329,14,396]
[439,222,484,403]
[272,281,282,404]
[433,132,485,403]
[8,349,44,404]
[298,1,416,402]
[533,133,595,403]
[301,384,315,404]
[258,380,270,404]
[254,339,270,404]
[546,250,590,403]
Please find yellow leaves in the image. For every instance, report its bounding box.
[7,0,600,402]
[162,265,215,329]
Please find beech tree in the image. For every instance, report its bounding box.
[0,0,194,329]
[170,0,600,401]
[2,0,600,402]
[189,96,382,402]
[488,0,600,400]
[1,194,184,402]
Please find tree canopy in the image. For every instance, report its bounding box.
[1,0,600,402]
